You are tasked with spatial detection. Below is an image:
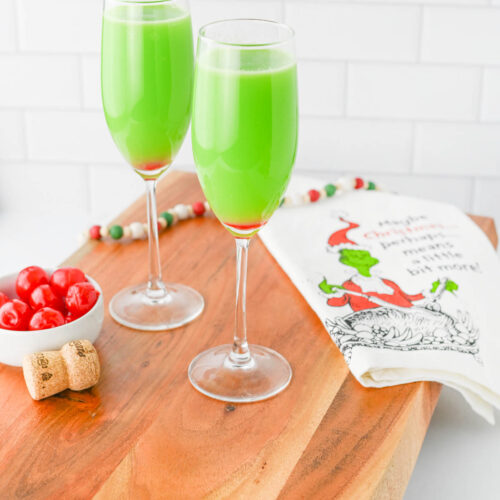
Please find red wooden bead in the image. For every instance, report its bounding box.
[308,189,321,202]
[192,201,206,216]
[89,225,101,240]
[157,221,163,232]
[354,177,364,189]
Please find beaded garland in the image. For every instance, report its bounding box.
[79,177,379,245]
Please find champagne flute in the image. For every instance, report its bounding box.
[188,19,298,402]
[101,0,204,330]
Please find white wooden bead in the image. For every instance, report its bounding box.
[158,217,167,229]
[336,176,355,192]
[186,205,195,218]
[173,204,190,220]
[77,231,89,246]
[123,226,132,239]
[290,193,304,206]
[204,201,210,211]
[319,188,327,198]
[142,223,149,233]
[100,226,109,238]
[130,222,145,239]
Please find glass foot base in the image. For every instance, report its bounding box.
[109,283,204,331]
[188,344,292,403]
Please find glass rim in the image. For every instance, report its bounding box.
[198,18,295,48]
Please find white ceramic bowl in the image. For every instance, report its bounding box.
[0,269,104,367]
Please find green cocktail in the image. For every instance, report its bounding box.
[189,20,298,404]
[192,48,298,235]
[102,2,193,172]
[101,0,203,332]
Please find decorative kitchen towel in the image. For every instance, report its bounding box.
[259,175,500,423]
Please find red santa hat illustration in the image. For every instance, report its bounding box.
[327,217,360,251]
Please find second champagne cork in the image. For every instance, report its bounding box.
[23,340,100,400]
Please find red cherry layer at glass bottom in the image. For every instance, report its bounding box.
[222,221,267,238]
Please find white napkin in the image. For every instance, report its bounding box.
[259,175,500,423]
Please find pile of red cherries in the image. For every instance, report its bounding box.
[0,266,100,331]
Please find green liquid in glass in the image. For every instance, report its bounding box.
[102,4,193,172]
[192,49,298,234]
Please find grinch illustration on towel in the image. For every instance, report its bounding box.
[319,217,480,362]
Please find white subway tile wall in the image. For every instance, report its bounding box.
[297,118,414,173]
[473,178,500,227]
[421,8,500,65]
[415,123,500,176]
[26,111,121,163]
[287,3,420,62]
[190,0,282,36]
[0,112,25,160]
[347,64,481,121]
[0,55,81,108]
[481,69,500,122]
[0,0,499,237]
[0,163,89,215]
[0,1,17,51]
[18,0,103,53]
[299,61,345,117]
[81,55,101,110]
[88,164,143,220]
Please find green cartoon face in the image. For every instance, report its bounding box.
[339,249,379,277]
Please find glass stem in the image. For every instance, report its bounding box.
[145,179,166,299]
[229,238,252,366]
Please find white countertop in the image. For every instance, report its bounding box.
[406,387,500,500]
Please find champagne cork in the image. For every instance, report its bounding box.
[22,340,100,400]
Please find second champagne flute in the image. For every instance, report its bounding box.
[189,19,298,402]
[101,0,204,331]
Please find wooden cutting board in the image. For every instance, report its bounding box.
[0,172,496,500]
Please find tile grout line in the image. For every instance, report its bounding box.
[278,0,500,9]
[299,114,500,126]
[3,110,500,126]
[8,108,500,126]
[1,52,499,72]
[416,6,424,63]
[298,59,500,70]
[0,106,99,113]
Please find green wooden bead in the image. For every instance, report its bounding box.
[325,184,337,197]
[109,225,124,240]
[367,181,376,191]
[160,211,174,227]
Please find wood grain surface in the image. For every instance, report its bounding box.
[0,172,496,500]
